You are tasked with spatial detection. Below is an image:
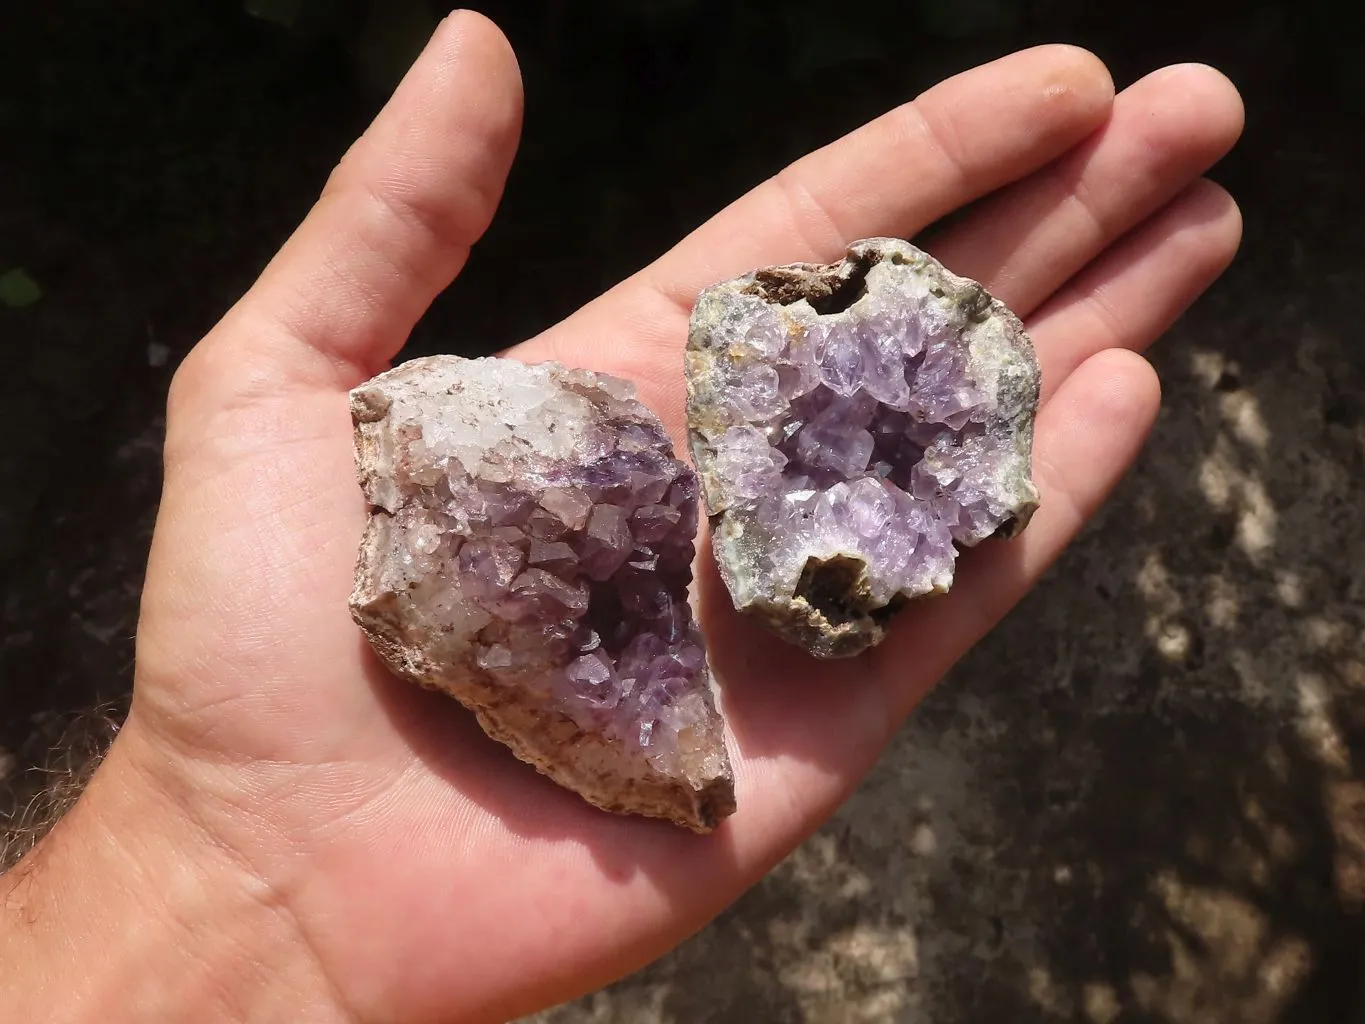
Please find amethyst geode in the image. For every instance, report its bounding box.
[348,356,734,831]
[686,238,1040,658]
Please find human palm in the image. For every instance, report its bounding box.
[106,14,1244,1023]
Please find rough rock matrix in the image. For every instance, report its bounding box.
[686,238,1040,658]
[348,355,735,831]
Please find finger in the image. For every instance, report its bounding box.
[926,63,1244,317]
[519,45,1114,419]
[635,44,1115,308]
[1030,178,1242,402]
[870,349,1161,718]
[182,11,523,400]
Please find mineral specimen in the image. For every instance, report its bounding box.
[348,356,735,831]
[685,237,1040,658]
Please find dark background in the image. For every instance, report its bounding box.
[3,1,1364,1020]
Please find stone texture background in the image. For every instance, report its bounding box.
[3,1,1363,1020]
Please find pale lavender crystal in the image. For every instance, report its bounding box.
[348,355,734,831]
[715,425,787,500]
[686,238,1040,658]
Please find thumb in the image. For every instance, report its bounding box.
[168,10,523,442]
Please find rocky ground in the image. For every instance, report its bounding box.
[3,1,1364,1020]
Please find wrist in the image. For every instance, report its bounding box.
[0,721,346,1024]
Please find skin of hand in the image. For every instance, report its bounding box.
[0,12,1245,1024]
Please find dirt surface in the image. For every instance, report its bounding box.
[3,1,1365,1020]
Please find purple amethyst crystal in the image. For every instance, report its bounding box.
[348,355,734,831]
[685,238,1040,658]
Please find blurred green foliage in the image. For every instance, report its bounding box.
[0,269,42,310]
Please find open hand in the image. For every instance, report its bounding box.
[5,13,1243,1023]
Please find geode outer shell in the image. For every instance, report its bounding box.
[349,355,735,832]
[685,238,1040,658]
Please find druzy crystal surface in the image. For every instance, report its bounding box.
[348,355,734,831]
[686,238,1040,658]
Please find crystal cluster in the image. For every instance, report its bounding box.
[686,237,1040,658]
[349,356,734,831]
